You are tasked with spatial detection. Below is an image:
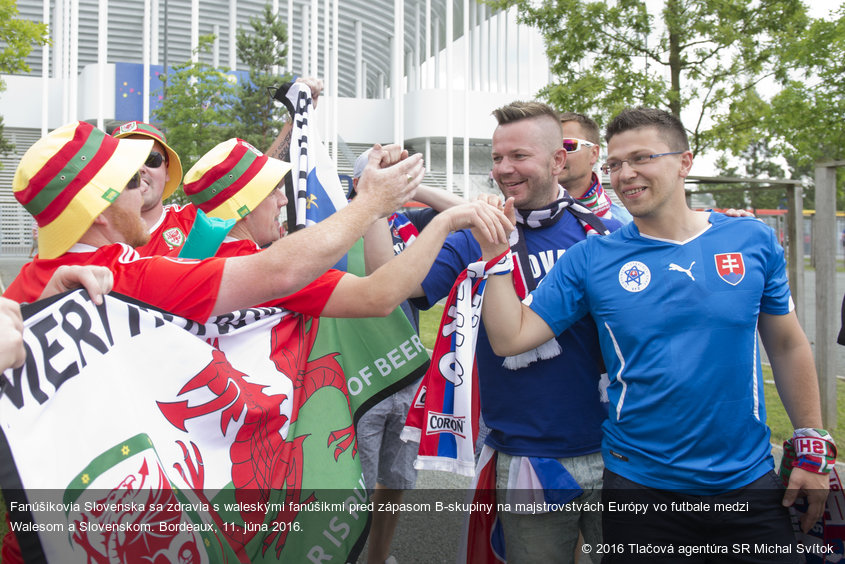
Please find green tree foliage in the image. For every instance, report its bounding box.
[766,6,845,207]
[0,0,48,156]
[712,142,790,210]
[767,7,845,167]
[231,3,291,151]
[153,34,238,202]
[483,0,808,155]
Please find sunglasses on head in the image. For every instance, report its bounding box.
[126,172,142,190]
[562,138,596,153]
[144,151,165,169]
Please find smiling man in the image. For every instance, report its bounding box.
[112,121,196,256]
[558,112,632,224]
[409,101,623,564]
[478,107,830,562]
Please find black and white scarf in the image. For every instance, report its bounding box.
[504,186,609,369]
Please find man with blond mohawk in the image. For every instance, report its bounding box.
[111,120,196,255]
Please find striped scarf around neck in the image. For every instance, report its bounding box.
[573,172,613,217]
[505,186,609,369]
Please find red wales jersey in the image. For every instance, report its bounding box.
[4,243,224,322]
[216,238,344,317]
[135,203,198,256]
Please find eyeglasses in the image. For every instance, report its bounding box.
[600,151,685,175]
[562,138,596,153]
[126,172,142,190]
[144,151,165,169]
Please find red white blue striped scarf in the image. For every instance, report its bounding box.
[388,212,419,246]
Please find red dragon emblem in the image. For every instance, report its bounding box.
[155,313,357,561]
[71,460,204,564]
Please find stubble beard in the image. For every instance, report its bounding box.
[113,205,151,248]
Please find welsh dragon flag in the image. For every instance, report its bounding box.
[0,290,408,562]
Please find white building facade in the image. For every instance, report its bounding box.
[0,0,551,254]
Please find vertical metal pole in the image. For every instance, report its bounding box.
[97,0,108,129]
[392,0,404,147]
[463,0,469,198]
[68,0,78,121]
[41,0,49,135]
[151,0,159,65]
[287,0,294,74]
[786,183,805,329]
[355,20,363,97]
[310,0,318,77]
[425,0,431,89]
[163,0,168,99]
[143,0,151,122]
[446,0,453,191]
[814,163,838,427]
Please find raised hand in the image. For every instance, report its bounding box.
[355,144,424,217]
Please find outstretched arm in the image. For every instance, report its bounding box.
[213,145,423,315]
[758,311,828,532]
[413,184,466,211]
[362,183,466,275]
[321,200,513,317]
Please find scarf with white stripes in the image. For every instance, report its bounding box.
[505,186,609,369]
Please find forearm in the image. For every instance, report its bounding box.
[325,213,454,317]
[363,218,395,274]
[212,198,381,315]
[265,121,293,160]
[770,344,823,429]
[413,184,466,212]
[480,272,553,356]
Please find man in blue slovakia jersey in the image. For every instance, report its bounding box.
[478,107,832,563]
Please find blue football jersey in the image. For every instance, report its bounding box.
[528,213,792,491]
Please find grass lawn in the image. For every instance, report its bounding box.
[418,302,445,350]
[763,366,845,448]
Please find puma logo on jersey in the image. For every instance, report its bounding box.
[669,261,695,281]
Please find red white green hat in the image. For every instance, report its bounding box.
[183,138,292,220]
[113,121,183,201]
[13,121,153,259]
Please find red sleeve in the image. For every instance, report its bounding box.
[215,241,344,317]
[3,254,95,304]
[111,250,225,323]
[270,269,345,316]
[3,245,224,323]
[2,262,52,303]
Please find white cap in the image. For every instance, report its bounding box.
[352,149,371,179]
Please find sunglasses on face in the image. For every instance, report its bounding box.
[562,138,596,153]
[144,151,166,169]
[126,172,142,190]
